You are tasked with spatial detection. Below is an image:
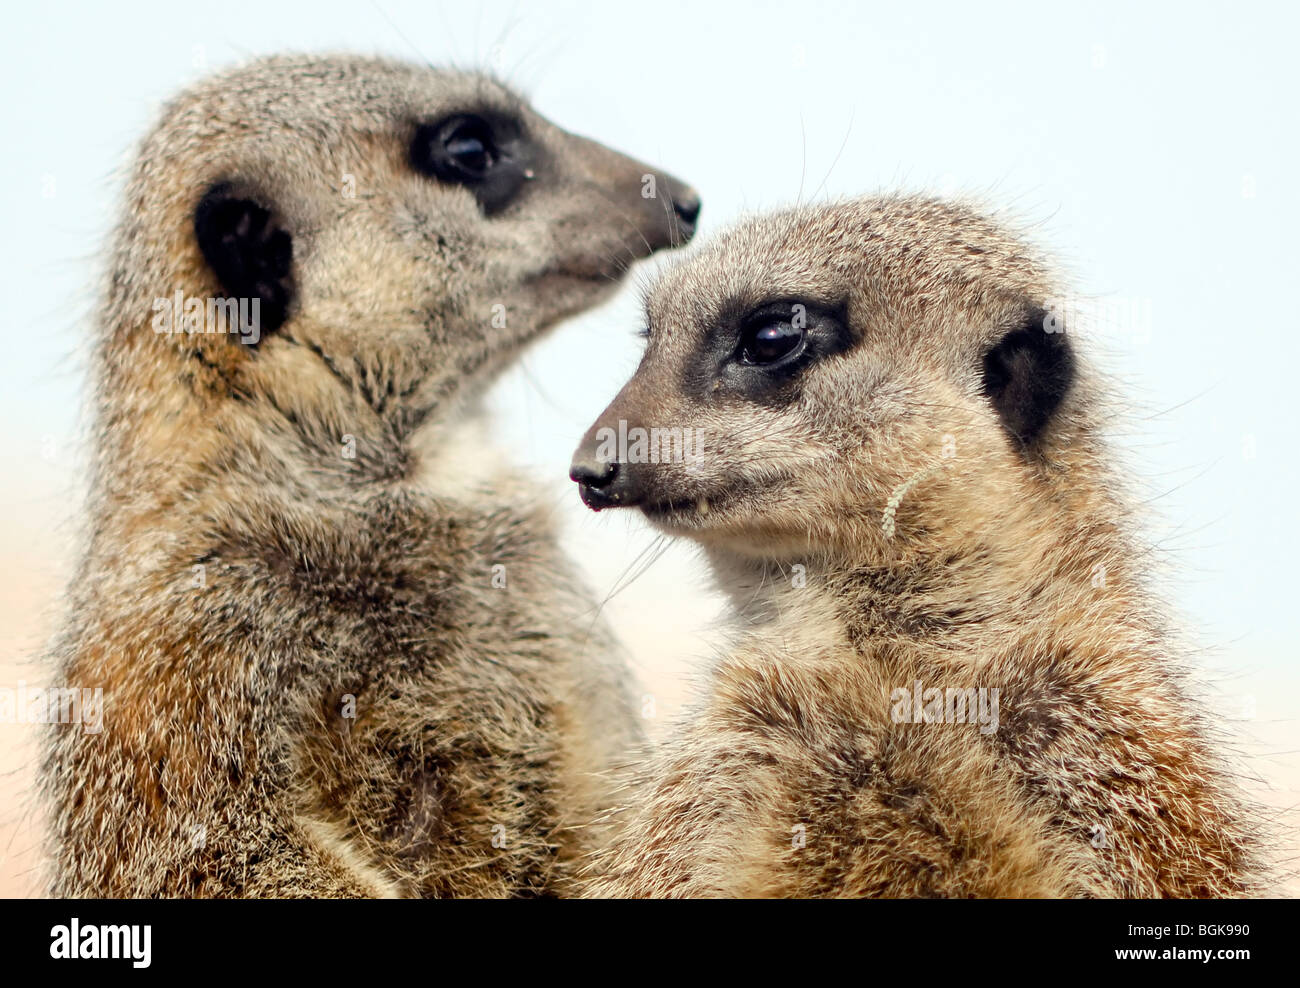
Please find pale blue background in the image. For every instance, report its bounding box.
[1,2,1295,750]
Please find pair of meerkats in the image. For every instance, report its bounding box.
[43,54,1266,897]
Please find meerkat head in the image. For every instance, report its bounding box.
[570,196,1087,562]
[102,54,698,464]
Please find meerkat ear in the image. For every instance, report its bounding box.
[981,306,1074,448]
[193,183,294,340]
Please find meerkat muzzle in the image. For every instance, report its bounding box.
[570,458,622,511]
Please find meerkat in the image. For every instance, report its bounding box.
[570,195,1266,897]
[42,53,699,897]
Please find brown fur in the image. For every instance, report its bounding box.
[42,54,696,897]
[574,195,1267,897]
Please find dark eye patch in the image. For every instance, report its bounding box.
[684,298,851,407]
[409,111,534,215]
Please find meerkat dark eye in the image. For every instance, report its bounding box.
[434,116,496,179]
[739,319,805,365]
[410,114,529,215]
[710,300,850,405]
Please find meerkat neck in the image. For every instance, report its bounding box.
[706,483,1161,673]
[93,334,420,498]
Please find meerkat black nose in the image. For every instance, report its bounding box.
[672,188,701,228]
[570,458,617,488]
[569,457,621,511]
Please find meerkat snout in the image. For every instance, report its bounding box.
[569,457,619,508]
[669,186,702,229]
